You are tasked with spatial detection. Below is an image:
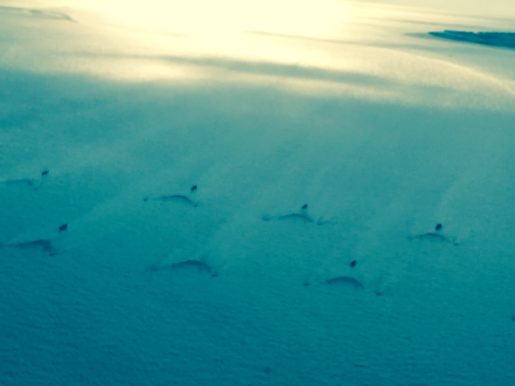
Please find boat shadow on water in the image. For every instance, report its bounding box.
[149,257,218,278]
[0,239,57,256]
[143,184,199,207]
[0,170,50,191]
[408,224,460,246]
[262,204,335,225]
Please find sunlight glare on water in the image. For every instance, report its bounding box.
[14,0,514,108]
[70,0,357,37]
[47,0,370,85]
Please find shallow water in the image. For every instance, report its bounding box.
[1,1,515,385]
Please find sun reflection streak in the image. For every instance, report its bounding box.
[6,0,514,110]
[48,0,365,84]
[67,0,357,37]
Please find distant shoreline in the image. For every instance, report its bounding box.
[429,30,515,50]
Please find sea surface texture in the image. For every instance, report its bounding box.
[1,1,515,385]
